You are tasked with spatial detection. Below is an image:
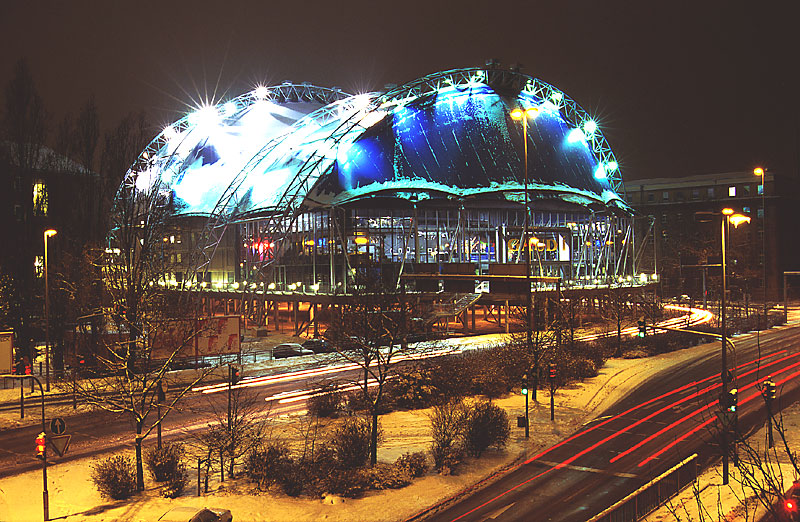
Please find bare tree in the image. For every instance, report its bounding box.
[192,386,271,479]
[323,276,414,466]
[72,164,212,491]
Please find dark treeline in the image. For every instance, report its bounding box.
[0,58,152,363]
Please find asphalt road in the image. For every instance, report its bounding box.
[422,323,800,522]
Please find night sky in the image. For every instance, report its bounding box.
[2,0,798,181]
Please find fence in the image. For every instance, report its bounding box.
[588,453,697,522]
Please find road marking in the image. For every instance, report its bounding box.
[535,460,638,478]
[484,502,515,519]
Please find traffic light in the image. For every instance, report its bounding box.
[721,389,738,413]
[637,319,646,338]
[764,379,777,401]
[549,363,557,381]
[35,432,46,459]
[521,373,528,396]
[229,365,241,386]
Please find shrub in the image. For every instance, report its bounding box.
[463,401,510,458]
[362,463,411,490]
[394,451,428,478]
[160,464,188,498]
[307,384,343,418]
[330,416,374,469]
[429,400,468,472]
[244,442,292,491]
[91,455,137,500]
[144,443,183,482]
[279,459,305,497]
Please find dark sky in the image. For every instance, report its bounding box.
[2,0,798,181]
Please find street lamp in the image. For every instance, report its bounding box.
[754,167,767,317]
[720,208,750,485]
[43,229,57,393]
[510,106,540,436]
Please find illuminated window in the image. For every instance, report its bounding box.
[743,206,751,213]
[34,255,43,278]
[662,191,669,201]
[728,186,736,197]
[33,180,48,216]
[743,185,751,195]
[758,184,764,195]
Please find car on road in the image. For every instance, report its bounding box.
[302,338,333,353]
[272,343,314,358]
[158,506,232,522]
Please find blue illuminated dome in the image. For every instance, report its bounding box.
[121,67,627,223]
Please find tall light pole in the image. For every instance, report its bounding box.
[720,208,750,485]
[43,229,57,393]
[754,167,767,317]
[511,105,539,430]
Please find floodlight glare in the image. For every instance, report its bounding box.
[754,167,764,177]
[722,208,734,215]
[510,108,524,120]
[583,119,598,135]
[729,214,751,228]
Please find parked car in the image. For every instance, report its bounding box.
[158,506,232,522]
[272,343,314,358]
[302,338,333,353]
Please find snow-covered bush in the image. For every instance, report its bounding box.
[91,455,137,500]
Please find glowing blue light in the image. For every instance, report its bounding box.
[583,119,598,135]
[605,160,618,172]
[567,128,586,143]
[594,164,607,180]
[253,85,269,99]
[550,91,563,103]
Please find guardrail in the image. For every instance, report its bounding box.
[588,453,697,522]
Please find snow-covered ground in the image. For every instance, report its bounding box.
[0,344,670,522]
[0,307,794,522]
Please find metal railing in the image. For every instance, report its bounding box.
[588,453,697,522]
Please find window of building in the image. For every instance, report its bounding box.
[662,191,669,201]
[34,256,43,278]
[758,184,764,195]
[708,187,715,198]
[743,206,751,213]
[33,180,48,216]
[691,189,700,200]
[661,213,668,225]
[758,208,764,218]
[743,185,751,196]
[647,193,654,202]
[728,186,736,197]
[676,191,685,201]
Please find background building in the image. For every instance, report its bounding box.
[624,170,798,301]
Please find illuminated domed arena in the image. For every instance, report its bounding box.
[116,65,641,298]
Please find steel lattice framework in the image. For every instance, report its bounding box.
[112,66,634,288]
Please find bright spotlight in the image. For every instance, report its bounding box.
[253,85,269,99]
[583,119,598,135]
[594,164,607,180]
[567,128,586,143]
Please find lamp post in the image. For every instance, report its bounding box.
[511,106,539,423]
[720,208,750,485]
[43,229,57,393]
[754,167,767,317]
